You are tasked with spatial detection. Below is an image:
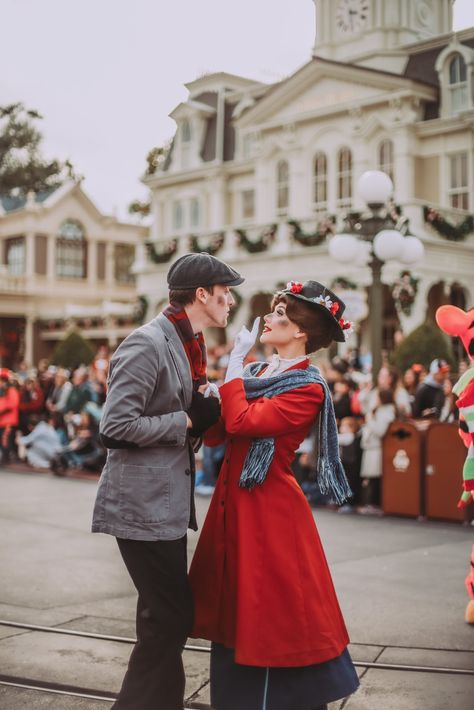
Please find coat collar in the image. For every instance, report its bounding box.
[156,313,193,397]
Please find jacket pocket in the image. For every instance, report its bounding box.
[119,464,171,524]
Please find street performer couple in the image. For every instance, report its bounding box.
[92,252,359,710]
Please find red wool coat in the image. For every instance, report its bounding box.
[189,361,350,667]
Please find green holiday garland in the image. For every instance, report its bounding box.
[189,232,225,255]
[423,206,474,242]
[134,295,149,324]
[145,238,178,263]
[331,276,357,291]
[391,270,419,316]
[287,217,336,247]
[235,224,277,253]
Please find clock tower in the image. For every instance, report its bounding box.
[313,0,455,67]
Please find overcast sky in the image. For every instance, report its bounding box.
[2,0,474,219]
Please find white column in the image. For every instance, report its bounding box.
[24,315,34,367]
[207,175,227,231]
[25,232,35,277]
[47,234,56,283]
[88,238,97,286]
[255,159,269,223]
[290,149,307,218]
[105,241,115,288]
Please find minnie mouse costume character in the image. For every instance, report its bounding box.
[435,305,474,624]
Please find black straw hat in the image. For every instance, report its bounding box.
[280,280,352,342]
[167,252,244,289]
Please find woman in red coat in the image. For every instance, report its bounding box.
[189,280,359,710]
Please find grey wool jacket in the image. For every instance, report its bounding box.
[91,314,197,541]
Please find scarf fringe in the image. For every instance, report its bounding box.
[239,438,275,489]
[317,457,353,505]
[239,362,352,503]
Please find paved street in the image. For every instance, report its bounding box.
[0,467,473,709]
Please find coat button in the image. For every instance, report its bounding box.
[185,468,191,476]
[221,501,225,506]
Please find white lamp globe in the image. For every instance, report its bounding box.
[373,229,405,261]
[328,234,359,263]
[357,170,393,206]
[355,240,371,267]
[400,236,425,264]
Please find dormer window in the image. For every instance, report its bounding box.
[435,43,474,118]
[448,55,468,114]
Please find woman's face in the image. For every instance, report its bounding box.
[260,301,304,349]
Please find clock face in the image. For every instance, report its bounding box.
[336,0,370,35]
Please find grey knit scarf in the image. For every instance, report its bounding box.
[239,362,352,504]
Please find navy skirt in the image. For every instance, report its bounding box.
[210,643,359,710]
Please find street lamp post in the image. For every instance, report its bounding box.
[329,171,425,385]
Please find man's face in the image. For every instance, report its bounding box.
[203,285,235,328]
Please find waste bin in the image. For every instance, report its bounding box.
[382,420,425,518]
[425,422,469,522]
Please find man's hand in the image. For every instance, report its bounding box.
[187,391,221,437]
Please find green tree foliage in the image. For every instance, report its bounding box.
[51,331,95,369]
[391,321,454,373]
[0,102,69,196]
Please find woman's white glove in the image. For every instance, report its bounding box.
[224,317,261,383]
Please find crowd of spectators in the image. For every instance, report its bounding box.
[0,340,468,516]
[0,346,109,476]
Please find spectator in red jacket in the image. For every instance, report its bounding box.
[19,377,45,434]
[0,369,20,464]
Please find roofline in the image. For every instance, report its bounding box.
[234,56,436,128]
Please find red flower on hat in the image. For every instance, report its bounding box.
[287,280,303,294]
[330,301,340,315]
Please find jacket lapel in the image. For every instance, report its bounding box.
[157,314,193,405]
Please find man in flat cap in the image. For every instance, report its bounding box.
[92,252,244,710]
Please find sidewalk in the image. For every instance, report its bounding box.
[0,467,473,709]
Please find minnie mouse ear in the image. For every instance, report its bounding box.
[435,305,471,336]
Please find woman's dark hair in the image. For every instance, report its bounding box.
[270,293,338,354]
[169,285,215,306]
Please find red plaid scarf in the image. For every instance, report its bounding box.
[163,302,207,391]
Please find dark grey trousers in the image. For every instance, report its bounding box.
[113,536,193,710]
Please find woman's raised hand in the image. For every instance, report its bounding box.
[224,317,261,384]
[231,317,261,358]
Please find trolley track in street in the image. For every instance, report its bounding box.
[1,619,473,679]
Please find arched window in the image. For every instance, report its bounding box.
[190,198,200,228]
[448,152,469,210]
[172,201,184,230]
[313,152,327,211]
[276,159,289,212]
[337,147,352,208]
[378,139,394,185]
[449,54,468,113]
[56,220,87,279]
[181,120,192,143]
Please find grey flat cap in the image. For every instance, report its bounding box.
[167,252,244,289]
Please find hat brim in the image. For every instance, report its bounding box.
[170,275,245,288]
[283,291,346,342]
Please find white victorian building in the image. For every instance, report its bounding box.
[138,0,474,359]
[0,180,147,367]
